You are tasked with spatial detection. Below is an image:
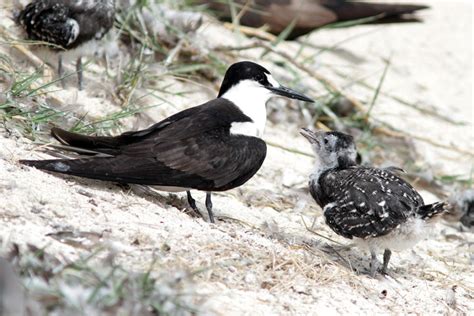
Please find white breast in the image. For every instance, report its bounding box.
[229,121,260,137]
[356,217,431,252]
[221,80,271,138]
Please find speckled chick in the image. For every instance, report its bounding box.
[16,0,115,90]
[300,128,447,276]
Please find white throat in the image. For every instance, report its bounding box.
[310,148,357,182]
[221,80,272,138]
[310,156,335,183]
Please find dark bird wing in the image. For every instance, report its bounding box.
[196,0,337,36]
[21,99,267,191]
[196,0,428,39]
[318,167,424,239]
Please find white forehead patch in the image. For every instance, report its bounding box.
[266,74,280,88]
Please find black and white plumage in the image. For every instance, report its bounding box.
[300,128,447,276]
[16,0,116,90]
[20,61,314,223]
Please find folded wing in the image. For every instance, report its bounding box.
[21,99,267,191]
[322,168,424,239]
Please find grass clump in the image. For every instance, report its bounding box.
[1,243,203,316]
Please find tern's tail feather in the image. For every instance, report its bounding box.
[417,202,448,220]
[20,158,112,179]
[19,157,141,185]
[20,156,172,186]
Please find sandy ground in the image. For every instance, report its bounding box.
[0,0,473,315]
[305,0,473,175]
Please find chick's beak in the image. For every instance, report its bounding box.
[300,128,322,147]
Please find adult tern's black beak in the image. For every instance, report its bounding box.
[267,85,314,102]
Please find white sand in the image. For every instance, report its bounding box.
[0,0,472,314]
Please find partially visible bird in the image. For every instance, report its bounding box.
[16,0,116,90]
[300,128,447,276]
[20,61,314,223]
[445,189,474,230]
[197,0,429,39]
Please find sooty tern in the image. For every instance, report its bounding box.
[198,0,429,40]
[300,128,447,276]
[16,0,115,90]
[20,61,314,223]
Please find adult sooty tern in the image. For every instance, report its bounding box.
[300,128,447,276]
[16,0,115,90]
[198,0,428,40]
[20,61,314,223]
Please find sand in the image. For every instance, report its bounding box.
[0,0,473,315]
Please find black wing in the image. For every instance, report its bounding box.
[196,0,428,39]
[21,99,267,191]
[319,167,424,239]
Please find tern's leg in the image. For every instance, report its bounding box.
[76,57,83,90]
[382,249,392,275]
[58,55,65,88]
[369,249,379,277]
[205,192,215,224]
[186,191,202,218]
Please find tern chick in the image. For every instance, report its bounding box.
[301,128,447,276]
[16,0,116,90]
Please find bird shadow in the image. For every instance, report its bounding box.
[302,235,371,276]
[301,232,405,280]
[289,217,394,278]
[21,166,200,217]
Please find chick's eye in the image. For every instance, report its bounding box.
[324,138,329,144]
